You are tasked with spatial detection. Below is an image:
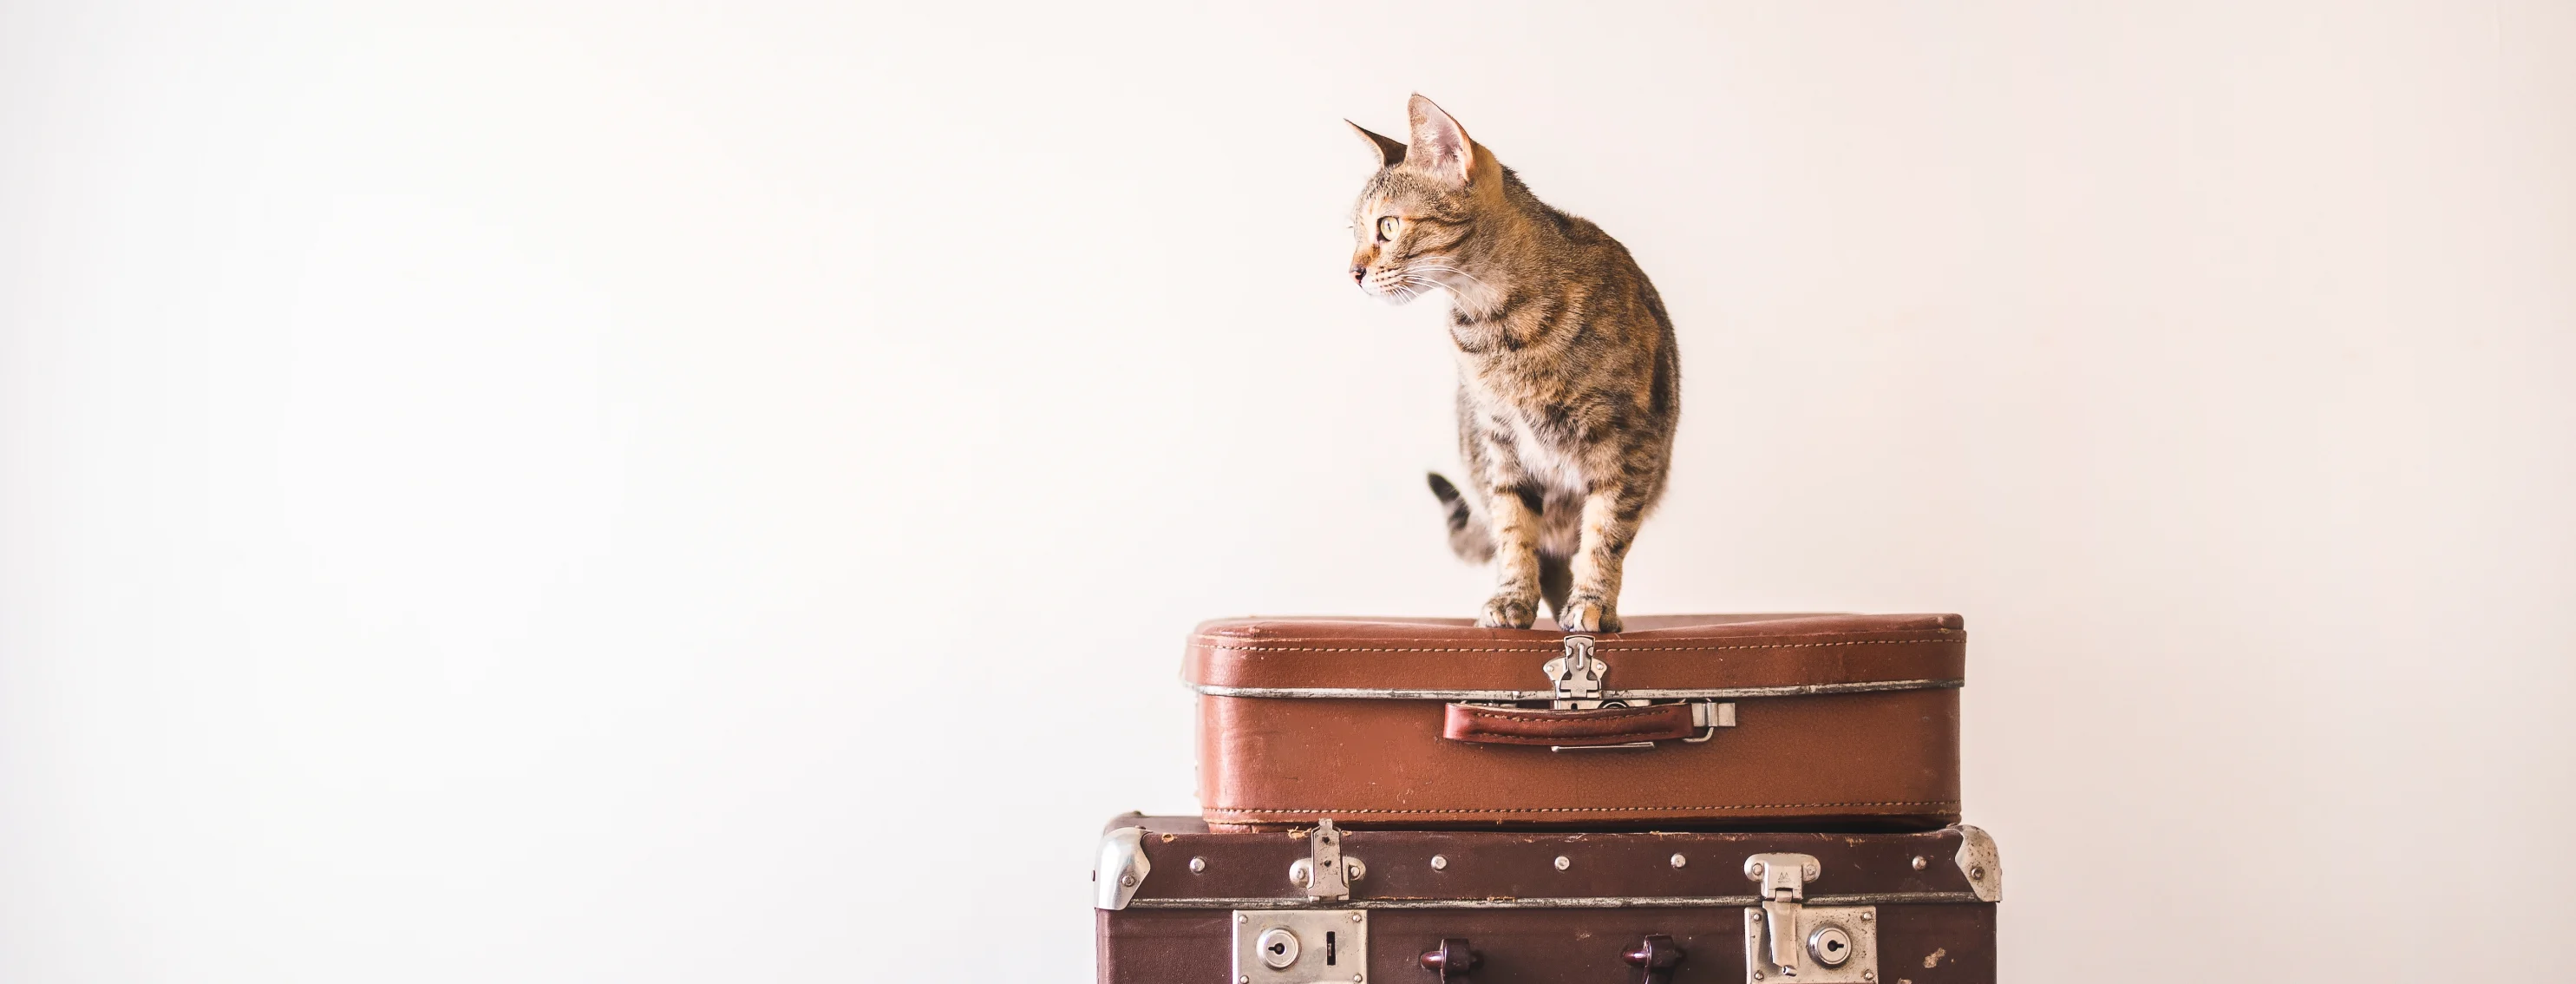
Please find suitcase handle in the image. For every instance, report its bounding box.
[1440,701,1725,748]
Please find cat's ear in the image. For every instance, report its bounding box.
[1405,94,1477,186]
[1347,120,1407,169]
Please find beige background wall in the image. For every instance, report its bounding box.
[4,2,2572,980]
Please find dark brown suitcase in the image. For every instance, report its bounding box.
[1095,815,2002,983]
[1187,614,1965,830]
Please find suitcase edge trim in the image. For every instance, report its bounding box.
[1093,822,2005,911]
[1118,890,1988,909]
[1187,676,1965,701]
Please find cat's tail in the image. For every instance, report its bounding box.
[1427,473,1494,564]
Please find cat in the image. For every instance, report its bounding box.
[1347,95,1680,633]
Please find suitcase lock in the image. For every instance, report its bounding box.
[1742,853,1879,983]
[1232,909,1370,984]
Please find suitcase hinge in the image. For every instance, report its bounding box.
[1742,853,1877,982]
[1287,818,1367,902]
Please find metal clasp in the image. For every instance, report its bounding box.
[1742,853,1877,982]
[1543,637,1737,751]
[1545,635,1608,710]
[1287,818,1366,902]
[1745,852,1819,974]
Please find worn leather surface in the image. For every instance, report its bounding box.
[1441,702,1699,745]
[1188,613,1965,829]
[1096,817,1997,983]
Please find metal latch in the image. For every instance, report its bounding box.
[1286,818,1366,902]
[1545,636,1736,751]
[1742,853,1877,982]
[1546,635,1610,709]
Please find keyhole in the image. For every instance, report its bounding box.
[1255,928,1299,969]
[1325,930,1337,965]
[1807,924,1855,968]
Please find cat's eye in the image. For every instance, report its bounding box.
[1376,215,1402,239]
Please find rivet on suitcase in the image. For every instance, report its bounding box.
[1094,815,2001,983]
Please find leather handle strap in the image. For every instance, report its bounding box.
[1441,702,1699,746]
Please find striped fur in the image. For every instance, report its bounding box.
[1349,95,1680,632]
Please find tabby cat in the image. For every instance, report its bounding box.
[1347,95,1680,633]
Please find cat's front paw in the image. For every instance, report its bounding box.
[1478,594,1538,629]
[1554,596,1621,633]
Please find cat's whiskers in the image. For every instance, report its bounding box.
[1411,257,1484,278]
[1407,259,1494,299]
[1411,269,1487,292]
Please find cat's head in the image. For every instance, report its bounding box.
[1347,95,1506,305]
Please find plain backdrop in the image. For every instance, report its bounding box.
[4,2,2573,981]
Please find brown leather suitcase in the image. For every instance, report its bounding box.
[1187,613,1965,830]
[1095,814,2002,983]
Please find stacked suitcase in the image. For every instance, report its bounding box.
[1095,614,2000,982]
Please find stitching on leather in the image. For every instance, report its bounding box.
[1457,705,1677,722]
[1198,638,1959,653]
[1206,800,1962,814]
[1452,705,1692,741]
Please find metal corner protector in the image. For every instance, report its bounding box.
[1951,824,2001,902]
[1095,826,1152,910]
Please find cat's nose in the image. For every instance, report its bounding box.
[1350,265,1367,284]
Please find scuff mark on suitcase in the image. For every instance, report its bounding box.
[1923,947,1945,968]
